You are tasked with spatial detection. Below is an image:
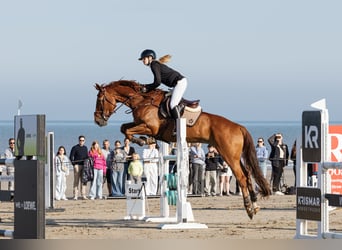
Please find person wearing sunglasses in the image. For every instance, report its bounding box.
[268,133,289,195]
[69,135,89,200]
[255,138,268,179]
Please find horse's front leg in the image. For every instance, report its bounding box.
[121,122,153,146]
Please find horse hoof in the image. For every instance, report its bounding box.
[254,206,260,214]
[245,207,254,219]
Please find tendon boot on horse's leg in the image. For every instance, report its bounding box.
[243,196,254,219]
[171,105,180,135]
[250,190,260,215]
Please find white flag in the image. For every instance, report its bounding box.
[18,99,23,109]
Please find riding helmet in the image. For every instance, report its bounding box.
[139,49,156,60]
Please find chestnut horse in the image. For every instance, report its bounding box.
[94,80,271,219]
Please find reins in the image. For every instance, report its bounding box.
[98,81,162,117]
[103,91,129,114]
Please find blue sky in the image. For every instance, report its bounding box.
[1,0,341,122]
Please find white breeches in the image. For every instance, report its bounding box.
[170,78,187,109]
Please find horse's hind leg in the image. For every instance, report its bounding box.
[245,169,260,215]
[240,160,261,217]
[231,162,255,219]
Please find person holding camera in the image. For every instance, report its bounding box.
[204,145,219,196]
[268,133,289,195]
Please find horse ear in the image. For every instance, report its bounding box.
[94,83,102,91]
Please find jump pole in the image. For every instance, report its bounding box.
[157,118,207,229]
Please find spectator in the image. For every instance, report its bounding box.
[189,143,206,196]
[255,137,268,193]
[128,153,143,184]
[110,140,125,196]
[204,145,218,196]
[143,140,159,195]
[4,138,15,192]
[268,133,289,195]
[69,135,89,200]
[102,139,112,197]
[290,140,297,187]
[55,146,71,201]
[88,141,106,200]
[218,160,232,196]
[122,138,135,194]
[256,137,268,178]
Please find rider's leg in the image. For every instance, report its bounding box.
[171,105,180,119]
[170,78,187,110]
[170,77,187,116]
[170,78,187,133]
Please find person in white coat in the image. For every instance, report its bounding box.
[143,141,159,195]
[55,146,71,200]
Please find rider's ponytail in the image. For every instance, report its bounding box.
[158,54,171,64]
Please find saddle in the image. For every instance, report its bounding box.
[159,94,202,127]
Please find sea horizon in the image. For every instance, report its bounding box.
[2,119,342,159]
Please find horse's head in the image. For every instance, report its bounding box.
[94,79,164,127]
[94,83,117,127]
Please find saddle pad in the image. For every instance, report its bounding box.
[182,106,202,126]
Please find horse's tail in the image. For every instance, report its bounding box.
[241,127,272,198]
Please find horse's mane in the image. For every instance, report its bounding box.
[105,79,139,89]
[105,80,166,98]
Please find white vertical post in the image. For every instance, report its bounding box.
[176,118,190,223]
[46,132,54,209]
[320,107,329,237]
[308,99,329,238]
[160,142,170,218]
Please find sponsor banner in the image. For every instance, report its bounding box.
[296,187,321,221]
[329,125,342,194]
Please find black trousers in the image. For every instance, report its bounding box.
[271,161,285,192]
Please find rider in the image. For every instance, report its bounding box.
[139,49,187,121]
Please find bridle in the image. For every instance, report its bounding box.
[95,89,130,121]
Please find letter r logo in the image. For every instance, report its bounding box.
[304,125,319,148]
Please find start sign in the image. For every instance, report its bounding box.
[126,183,144,198]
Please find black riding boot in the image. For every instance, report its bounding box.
[171,106,180,135]
[171,106,180,119]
